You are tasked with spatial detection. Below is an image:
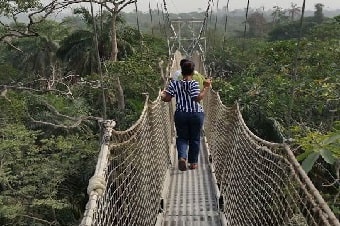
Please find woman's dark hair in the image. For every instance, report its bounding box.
[180,59,189,67]
[181,61,195,76]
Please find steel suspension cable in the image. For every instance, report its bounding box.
[191,0,214,56]
[162,0,177,38]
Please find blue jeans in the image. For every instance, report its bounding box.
[174,111,204,164]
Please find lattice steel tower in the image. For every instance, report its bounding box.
[168,18,206,58]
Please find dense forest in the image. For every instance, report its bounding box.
[0,0,339,225]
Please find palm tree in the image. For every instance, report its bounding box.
[101,0,137,61]
[57,7,141,110]
[247,12,267,37]
[271,6,288,25]
[288,3,301,21]
[56,8,135,76]
[3,20,66,89]
[314,3,324,24]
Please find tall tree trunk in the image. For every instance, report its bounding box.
[110,5,125,110]
[111,8,118,61]
[113,74,125,110]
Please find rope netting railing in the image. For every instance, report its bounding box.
[80,94,176,225]
[203,90,340,226]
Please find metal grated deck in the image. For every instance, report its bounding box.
[163,141,222,226]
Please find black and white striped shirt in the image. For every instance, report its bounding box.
[165,80,204,113]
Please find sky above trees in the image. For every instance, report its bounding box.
[124,0,340,13]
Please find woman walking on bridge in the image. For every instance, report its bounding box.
[161,60,211,171]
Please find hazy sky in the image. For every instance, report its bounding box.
[124,0,340,13]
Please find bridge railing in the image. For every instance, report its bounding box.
[203,89,340,226]
[80,94,175,226]
[81,50,339,226]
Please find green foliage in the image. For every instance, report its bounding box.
[292,123,340,215]
[208,17,339,215]
[0,63,19,83]
[296,123,340,172]
[0,20,70,82]
[0,0,42,15]
[308,17,340,40]
[57,29,98,75]
[1,4,337,224]
[268,21,316,41]
[314,3,325,24]
[57,10,144,76]
[0,91,99,225]
[104,53,165,128]
[0,123,98,225]
[213,38,339,140]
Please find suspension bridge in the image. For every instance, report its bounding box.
[79,50,339,226]
[80,0,339,225]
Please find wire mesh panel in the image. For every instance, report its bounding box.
[203,90,339,226]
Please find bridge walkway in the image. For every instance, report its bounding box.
[163,139,223,226]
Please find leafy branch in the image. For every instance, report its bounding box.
[28,100,102,129]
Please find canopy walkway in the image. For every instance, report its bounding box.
[80,51,339,226]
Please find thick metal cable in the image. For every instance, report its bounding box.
[191,0,214,56]
[162,0,177,39]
